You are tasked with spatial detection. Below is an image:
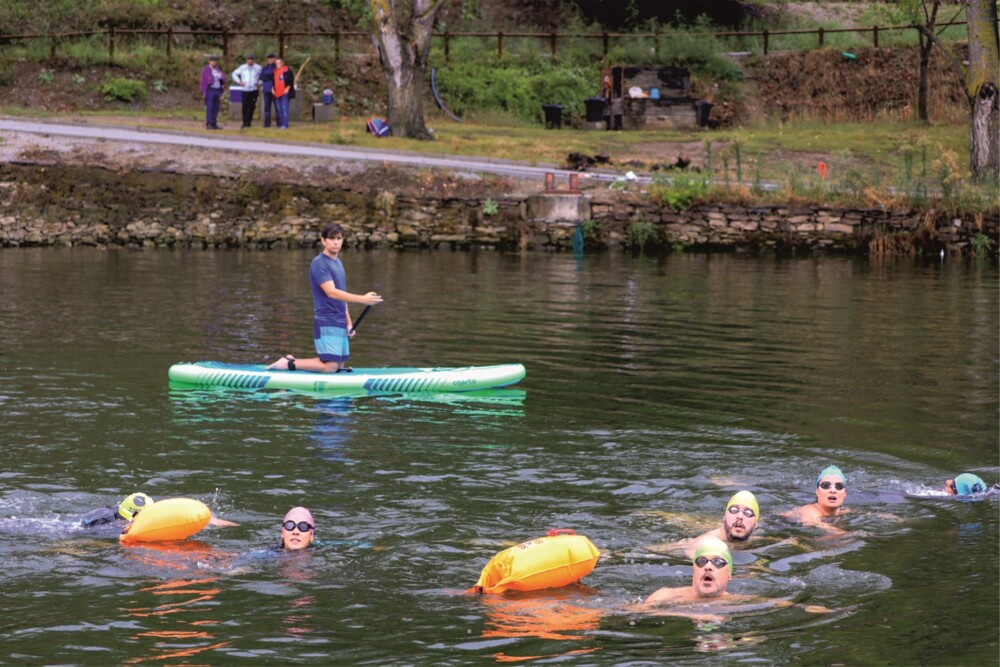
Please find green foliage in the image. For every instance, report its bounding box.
[37,69,54,84]
[626,218,658,250]
[970,233,993,256]
[650,173,710,211]
[482,198,498,216]
[73,74,86,86]
[434,60,593,125]
[607,23,742,81]
[100,76,147,103]
[151,79,166,93]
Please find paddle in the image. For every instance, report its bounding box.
[349,305,371,335]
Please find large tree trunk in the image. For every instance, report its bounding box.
[916,2,940,124]
[966,0,999,179]
[369,0,446,140]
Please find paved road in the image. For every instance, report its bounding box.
[0,118,633,184]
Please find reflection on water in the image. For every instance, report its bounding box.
[0,249,996,664]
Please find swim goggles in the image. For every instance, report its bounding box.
[282,520,314,532]
[818,481,846,490]
[727,506,756,518]
[694,556,729,569]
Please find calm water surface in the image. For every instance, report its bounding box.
[0,248,997,665]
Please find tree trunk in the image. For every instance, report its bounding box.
[915,2,940,124]
[966,0,1000,179]
[369,0,446,140]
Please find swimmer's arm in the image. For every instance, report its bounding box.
[636,587,684,609]
[208,515,239,528]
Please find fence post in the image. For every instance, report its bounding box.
[444,30,450,63]
[549,31,557,57]
[873,25,879,47]
[108,24,115,65]
[49,32,57,61]
[498,31,504,58]
[762,29,769,55]
[279,30,285,58]
[602,32,609,57]
[167,26,173,59]
[818,27,824,47]
[334,32,340,62]
[654,29,659,56]
[222,28,229,59]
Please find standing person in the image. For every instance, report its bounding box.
[267,222,383,373]
[273,57,295,129]
[199,55,225,130]
[259,52,278,128]
[783,465,849,532]
[231,53,262,128]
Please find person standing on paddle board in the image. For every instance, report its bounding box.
[268,222,382,373]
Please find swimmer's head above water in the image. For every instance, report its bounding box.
[117,493,153,521]
[723,490,759,542]
[815,465,847,512]
[281,506,315,550]
[945,473,990,496]
[692,537,733,597]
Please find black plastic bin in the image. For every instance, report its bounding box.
[583,97,607,123]
[542,103,563,129]
[695,100,713,128]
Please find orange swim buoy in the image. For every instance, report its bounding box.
[120,498,211,544]
[472,529,601,594]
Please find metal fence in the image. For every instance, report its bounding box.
[0,21,973,64]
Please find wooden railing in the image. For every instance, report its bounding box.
[0,22,972,64]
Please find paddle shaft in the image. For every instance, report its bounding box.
[349,305,371,334]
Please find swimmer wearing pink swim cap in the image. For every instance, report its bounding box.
[281,507,315,550]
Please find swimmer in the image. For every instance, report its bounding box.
[782,465,849,533]
[944,473,999,496]
[684,491,760,558]
[76,493,153,527]
[77,493,238,530]
[279,507,315,551]
[641,537,734,606]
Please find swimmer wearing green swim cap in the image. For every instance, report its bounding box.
[642,537,734,606]
[782,465,850,531]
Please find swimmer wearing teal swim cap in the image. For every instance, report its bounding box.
[945,473,997,496]
[782,465,850,531]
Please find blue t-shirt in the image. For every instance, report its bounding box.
[309,252,348,328]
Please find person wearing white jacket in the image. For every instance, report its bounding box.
[231,54,263,128]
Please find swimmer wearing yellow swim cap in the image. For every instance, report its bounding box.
[76,492,154,528]
[682,490,760,559]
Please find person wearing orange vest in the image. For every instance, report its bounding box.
[273,58,295,129]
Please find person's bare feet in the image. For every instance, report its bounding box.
[266,354,296,370]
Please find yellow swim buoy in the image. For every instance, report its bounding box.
[472,529,601,594]
[119,498,211,544]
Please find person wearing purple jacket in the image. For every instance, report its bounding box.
[199,55,226,130]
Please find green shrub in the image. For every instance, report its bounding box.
[650,173,710,211]
[626,218,658,250]
[101,76,147,102]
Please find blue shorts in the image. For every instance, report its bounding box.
[314,324,350,362]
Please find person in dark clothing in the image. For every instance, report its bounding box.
[77,493,153,527]
[259,53,278,128]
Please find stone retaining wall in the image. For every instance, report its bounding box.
[1,163,996,255]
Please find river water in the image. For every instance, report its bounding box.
[1,248,997,665]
